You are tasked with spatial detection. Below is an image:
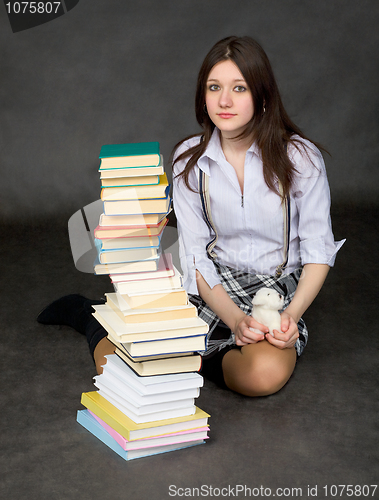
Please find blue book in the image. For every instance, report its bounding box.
[77,409,205,461]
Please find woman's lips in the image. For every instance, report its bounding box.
[217,113,236,119]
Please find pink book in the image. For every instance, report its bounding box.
[88,410,209,451]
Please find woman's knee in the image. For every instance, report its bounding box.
[222,343,296,397]
[230,363,289,397]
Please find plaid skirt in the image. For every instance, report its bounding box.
[189,262,308,358]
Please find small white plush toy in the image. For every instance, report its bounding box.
[251,288,284,336]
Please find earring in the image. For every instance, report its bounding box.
[263,104,266,114]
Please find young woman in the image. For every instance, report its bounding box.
[171,36,344,396]
[38,36,343,395]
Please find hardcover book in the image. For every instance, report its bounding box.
[117,288,188,310]
[94,217,168,238]
[114,348,202,377]
[91,303,208,341]
[110,266,182,294]
[99,163,164,178]
[101,174,159,188]
[99,141,160,169]
[101,173,169,201]
[114,334,207,358]
[95,235,161,250]
[94,256,159,275]
[102,191,171,216]
[98,209,170,227]
[95,242,159,265]
[108,253,174,281]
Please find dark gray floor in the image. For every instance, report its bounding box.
[1,203,378,500]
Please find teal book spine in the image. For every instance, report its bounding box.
[99,141,160,159]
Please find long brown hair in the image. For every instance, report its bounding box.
[172,36,323,198]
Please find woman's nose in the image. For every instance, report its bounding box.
[219,89,232,108]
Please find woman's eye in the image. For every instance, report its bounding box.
[234,85,247,92]
[208,84,220,91]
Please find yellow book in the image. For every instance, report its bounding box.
[80,392,210,441]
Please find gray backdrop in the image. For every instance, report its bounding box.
[1,0,378,222]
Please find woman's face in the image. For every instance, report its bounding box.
[205,59,254,138]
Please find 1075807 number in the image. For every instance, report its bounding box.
[5,2,62,14]
[323,485,378,497]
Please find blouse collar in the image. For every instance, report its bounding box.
[197,128,260,176]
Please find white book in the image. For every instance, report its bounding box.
[98,388,196,424]
[94,370,200,404]
[94,378,195,415]
[102,354,203,396]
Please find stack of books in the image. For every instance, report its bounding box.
[77,141,210,460]
[93,141,169,276]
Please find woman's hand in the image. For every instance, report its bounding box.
[233,313,268,346]
[265,311,299,349]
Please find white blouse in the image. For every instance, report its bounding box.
[173,129,345,295]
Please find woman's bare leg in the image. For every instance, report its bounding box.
[222,340,297,397]
[93,337,116,374]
